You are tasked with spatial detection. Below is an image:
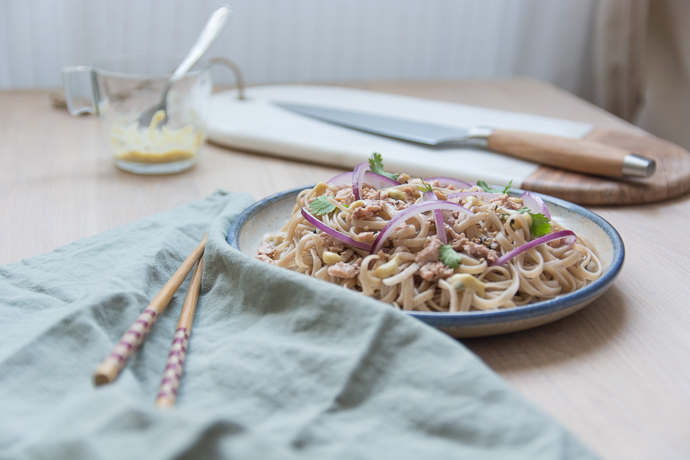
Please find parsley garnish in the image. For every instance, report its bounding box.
[369,152,399,181]
[477,179,512,194]
[309,196,336,215]
[518,207,552,237]
[439,243,463,269]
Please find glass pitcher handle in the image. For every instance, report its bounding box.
[61,66,96,116]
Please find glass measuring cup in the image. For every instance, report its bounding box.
[62,54,213,174]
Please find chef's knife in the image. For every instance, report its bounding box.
[275,102,656,178]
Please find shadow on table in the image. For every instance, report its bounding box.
[461,285,627,373]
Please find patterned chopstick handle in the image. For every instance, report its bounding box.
[93,308,159,385]
[155,327,189,408]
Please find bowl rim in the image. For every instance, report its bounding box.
[227,185,625,326]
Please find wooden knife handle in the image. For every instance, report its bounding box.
[487,129,637,177]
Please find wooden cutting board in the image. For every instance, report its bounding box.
[522,128,690,205]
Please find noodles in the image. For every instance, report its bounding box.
[255,165,603,312]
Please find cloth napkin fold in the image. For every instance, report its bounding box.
[0,190,597,460]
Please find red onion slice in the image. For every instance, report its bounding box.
[326,170,399,189]
[325,171,354,187]
[424,177,472,189]
[301,207,373,251]
[492,230,577,266]
[352,162,368,200]
[423,190,447,244]
[520,191,551,219]
[371,201,474,253]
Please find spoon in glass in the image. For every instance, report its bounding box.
[137,4,233,128]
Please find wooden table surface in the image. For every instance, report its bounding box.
[2,80,689,460]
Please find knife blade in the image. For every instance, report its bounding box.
[275,102,656,178]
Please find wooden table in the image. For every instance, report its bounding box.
[2,80,688,459]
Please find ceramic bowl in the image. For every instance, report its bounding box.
[227,186,624,337]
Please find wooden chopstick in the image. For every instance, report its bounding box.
[155,254,204,408]
[93,233,207,386]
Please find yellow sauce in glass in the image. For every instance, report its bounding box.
[109,111,203,164]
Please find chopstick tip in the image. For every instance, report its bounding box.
[93,372,113,387]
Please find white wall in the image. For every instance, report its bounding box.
[0,0,598,100]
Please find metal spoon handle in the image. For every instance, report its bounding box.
[172,4,233,79]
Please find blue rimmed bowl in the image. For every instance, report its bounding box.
[227,186,624,338]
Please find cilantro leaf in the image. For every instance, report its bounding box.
[476,180,493,193]
[517,207,552,236]
[528,212,552,237]
[416,178,433,192]
[369,152,399,180]
[517,208,552,236]
[439,243,463,269]
[477,179,513,194]
[309,196,336,216]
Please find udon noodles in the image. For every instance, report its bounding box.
[256,161,603,312]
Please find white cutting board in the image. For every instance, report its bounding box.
[207,85,593,187]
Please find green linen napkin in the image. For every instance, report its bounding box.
[0,190,597,460]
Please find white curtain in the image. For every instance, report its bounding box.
[593,0,690,150]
